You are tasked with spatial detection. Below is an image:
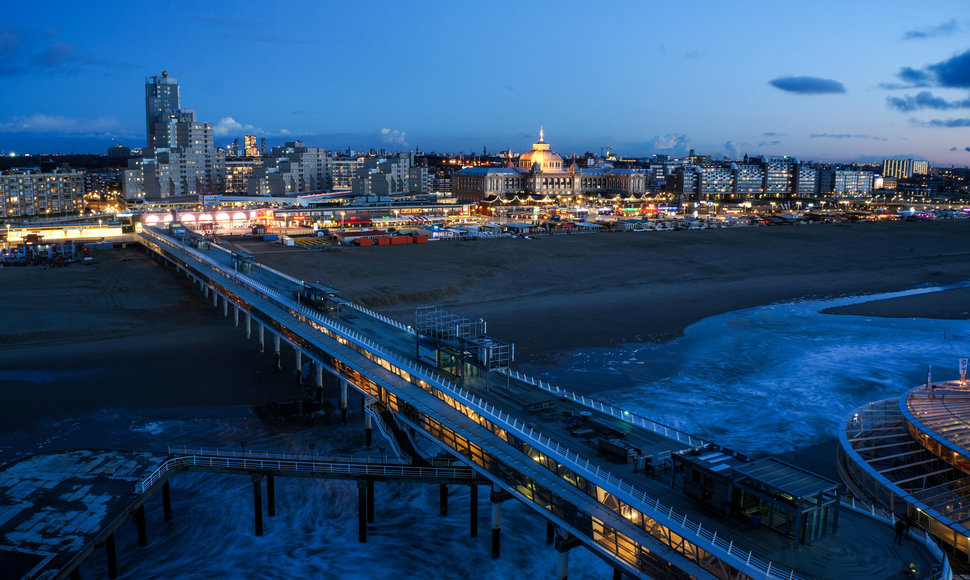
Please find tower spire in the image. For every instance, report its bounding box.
[539,125,544,143]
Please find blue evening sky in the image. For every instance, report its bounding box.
[1,1,969,165]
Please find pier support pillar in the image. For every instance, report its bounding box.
[612,569,623,580]
[357,481,367,543]
[554,530,582,580]
[212,291,218,308]
[295,350,303,384]
[439,484,449,517]
[274,335,281,371]
[547,520,555,545]
[267,474,276,517]
[366,480,375,523]
[134,505,147,547]
[246,313,252,339]
[340,379,348,424]
[234,304,239,327]
[162,481,172,521]
[252,474,264,536]
[491,495,502,559]
[316,365,324,402]
[223,297,228,317]
[556,549,569,580]
[258,324,265,353]
[470,484,478,537]
[105,533,118,579]
[365,414,373,448]
[69,568,80,580]
[204,285,209,298]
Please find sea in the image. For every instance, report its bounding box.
[4,283,970,579]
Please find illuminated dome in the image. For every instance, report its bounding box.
[518,127,563,171]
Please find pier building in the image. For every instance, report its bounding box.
[840,380,970,568]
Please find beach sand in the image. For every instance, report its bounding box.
[0,248,304,435]
[236,220,970,361]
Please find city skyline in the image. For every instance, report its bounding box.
[1,1,969,164]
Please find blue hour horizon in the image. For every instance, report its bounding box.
[1,1,969,165]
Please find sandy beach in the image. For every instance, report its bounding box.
[235,220,970,361]
[0,248,304,438]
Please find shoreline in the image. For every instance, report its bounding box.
[246,220,970,360]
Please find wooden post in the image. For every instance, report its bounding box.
[366,480,375,524]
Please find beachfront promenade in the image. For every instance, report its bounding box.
[123,226,950,580]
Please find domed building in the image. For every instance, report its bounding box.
[517,127,563,171]
[452,127,645,203]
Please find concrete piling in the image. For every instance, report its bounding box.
[162,481,172,521]
[274,335,281,371]
[246,312,252,339]
[105,533,118,579]
[258,323,265,352]
[134,505,147,547]
[470,485,478,537]
[365,414,373,448]
[491,498,501,559]
[295,350,303,384]
[252,475,263,536]
[357,481,367,543]
[234,304,239,326]
[340,379,348,424]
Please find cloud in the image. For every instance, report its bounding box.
[949,146,970,151]
[809,133,888,141]
[769,76,846,95]
[904,20,960,40]
[380,128,408,148]
[0,26,103,76]
[213,116,264,137]
[887,50,970,89]
[886,91,970,112]
[0,113,120,134]
[644,133,691,156]
[757,140,782,147]
[924,118,970,128]
[723,140,744,159]
[762,132,785,137]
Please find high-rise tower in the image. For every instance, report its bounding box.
[145,71,180,149]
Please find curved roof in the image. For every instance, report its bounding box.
[903,381,970,461]
[518,127,563,171]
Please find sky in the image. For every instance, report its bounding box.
[1,1,969,165]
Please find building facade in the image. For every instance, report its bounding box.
[819,169,874,197]
[882,159,929,180]
[145,72,180,149]
[453,130,645,202]
[1,169,85,218]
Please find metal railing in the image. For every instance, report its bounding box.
[135,449,479,494]
[499,367,706,447]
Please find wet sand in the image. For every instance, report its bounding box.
[822,286,970,320]
[238,220,970,361]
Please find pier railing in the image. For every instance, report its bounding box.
[499,367,706,447]
[135,449,481,494]
[139,229,856,580]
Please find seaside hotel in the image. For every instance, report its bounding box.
[452,129,648,208]
[840,379,970,568]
